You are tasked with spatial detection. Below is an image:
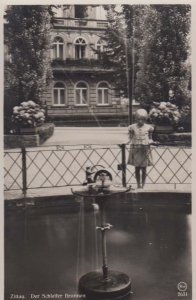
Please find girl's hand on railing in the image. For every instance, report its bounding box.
[149,140,160,146]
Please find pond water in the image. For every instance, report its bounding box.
[5,197,191,300]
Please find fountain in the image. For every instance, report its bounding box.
[72,167,132,300]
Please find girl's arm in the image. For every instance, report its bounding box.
[148,126,154,144]
[149,131,153,141]
[126,126,134,144]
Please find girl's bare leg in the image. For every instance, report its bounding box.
[135,167,141,188]
[141,167,147,188]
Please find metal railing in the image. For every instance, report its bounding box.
[54,18,108,29]
[4,144,191,195]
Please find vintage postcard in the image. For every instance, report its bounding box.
[2,2,194,300]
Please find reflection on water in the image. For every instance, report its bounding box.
[5,202,191,300]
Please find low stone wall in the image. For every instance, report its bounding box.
[4,123,54,149]
[48,115,129,127]
[153,132,191,146]
[4,134,40,149]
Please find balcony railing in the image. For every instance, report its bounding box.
[54,18,108,29]
[51,58,114,69]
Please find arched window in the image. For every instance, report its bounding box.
[96,39,107,59]
[75,82,88,105]
[53,82,66,105]
[97,82,109,105]
[75,38,86,59]
[52,37,64,60]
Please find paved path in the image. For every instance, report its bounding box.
[42,127,128,146]
[4,184,191,201]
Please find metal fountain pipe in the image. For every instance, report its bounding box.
[95,173,110,281]
[100,199,109,281]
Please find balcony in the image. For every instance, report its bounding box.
[51,58,114,73]
[54,18,108,29]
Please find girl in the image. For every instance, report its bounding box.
[127,109,154,189]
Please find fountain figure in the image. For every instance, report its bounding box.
[72,167,132,300]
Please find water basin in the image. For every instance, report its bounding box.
[5,193,192,300]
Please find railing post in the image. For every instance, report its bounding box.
[21,147,27,197]
[120,144,127,187]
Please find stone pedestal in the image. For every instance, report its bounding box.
[79,270,132,300]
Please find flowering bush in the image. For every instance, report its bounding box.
[149,102,181,126]
[12,100,45,128]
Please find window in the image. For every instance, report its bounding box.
[53,82,66,105]
[75,5,88,18]
[52,5,64,17]
[75,82,88,105]
[52,37,64,60]
[96,6,107,20]
[96,39,107,59]
[97,82,109,105]
[75,38,86,59]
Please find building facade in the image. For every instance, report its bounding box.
[44,5,134,125]
[4,5,139,126]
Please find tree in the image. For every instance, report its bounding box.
[99,5,135,99]
[4,5,55,105]
[100,5,191,110]
[135,5,191,109]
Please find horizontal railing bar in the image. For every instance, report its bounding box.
[4,144,192,152]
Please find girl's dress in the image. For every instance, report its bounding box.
[127,123,154,167]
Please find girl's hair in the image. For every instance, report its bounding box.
[135,109,148,120]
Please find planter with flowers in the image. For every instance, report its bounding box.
[12,100,46,134]
[149,102,181,134]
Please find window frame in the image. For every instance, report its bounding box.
[96,81,110,106]
[52,36,65,60]
[96,39,107,59]
[52,81,67,106]
[75,81,89,106]
[74,37,87,59]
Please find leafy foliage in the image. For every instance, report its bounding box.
[97,5,135,98]
[135,5,191,108]
[100,5,191,109]
[4,5,54,104]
